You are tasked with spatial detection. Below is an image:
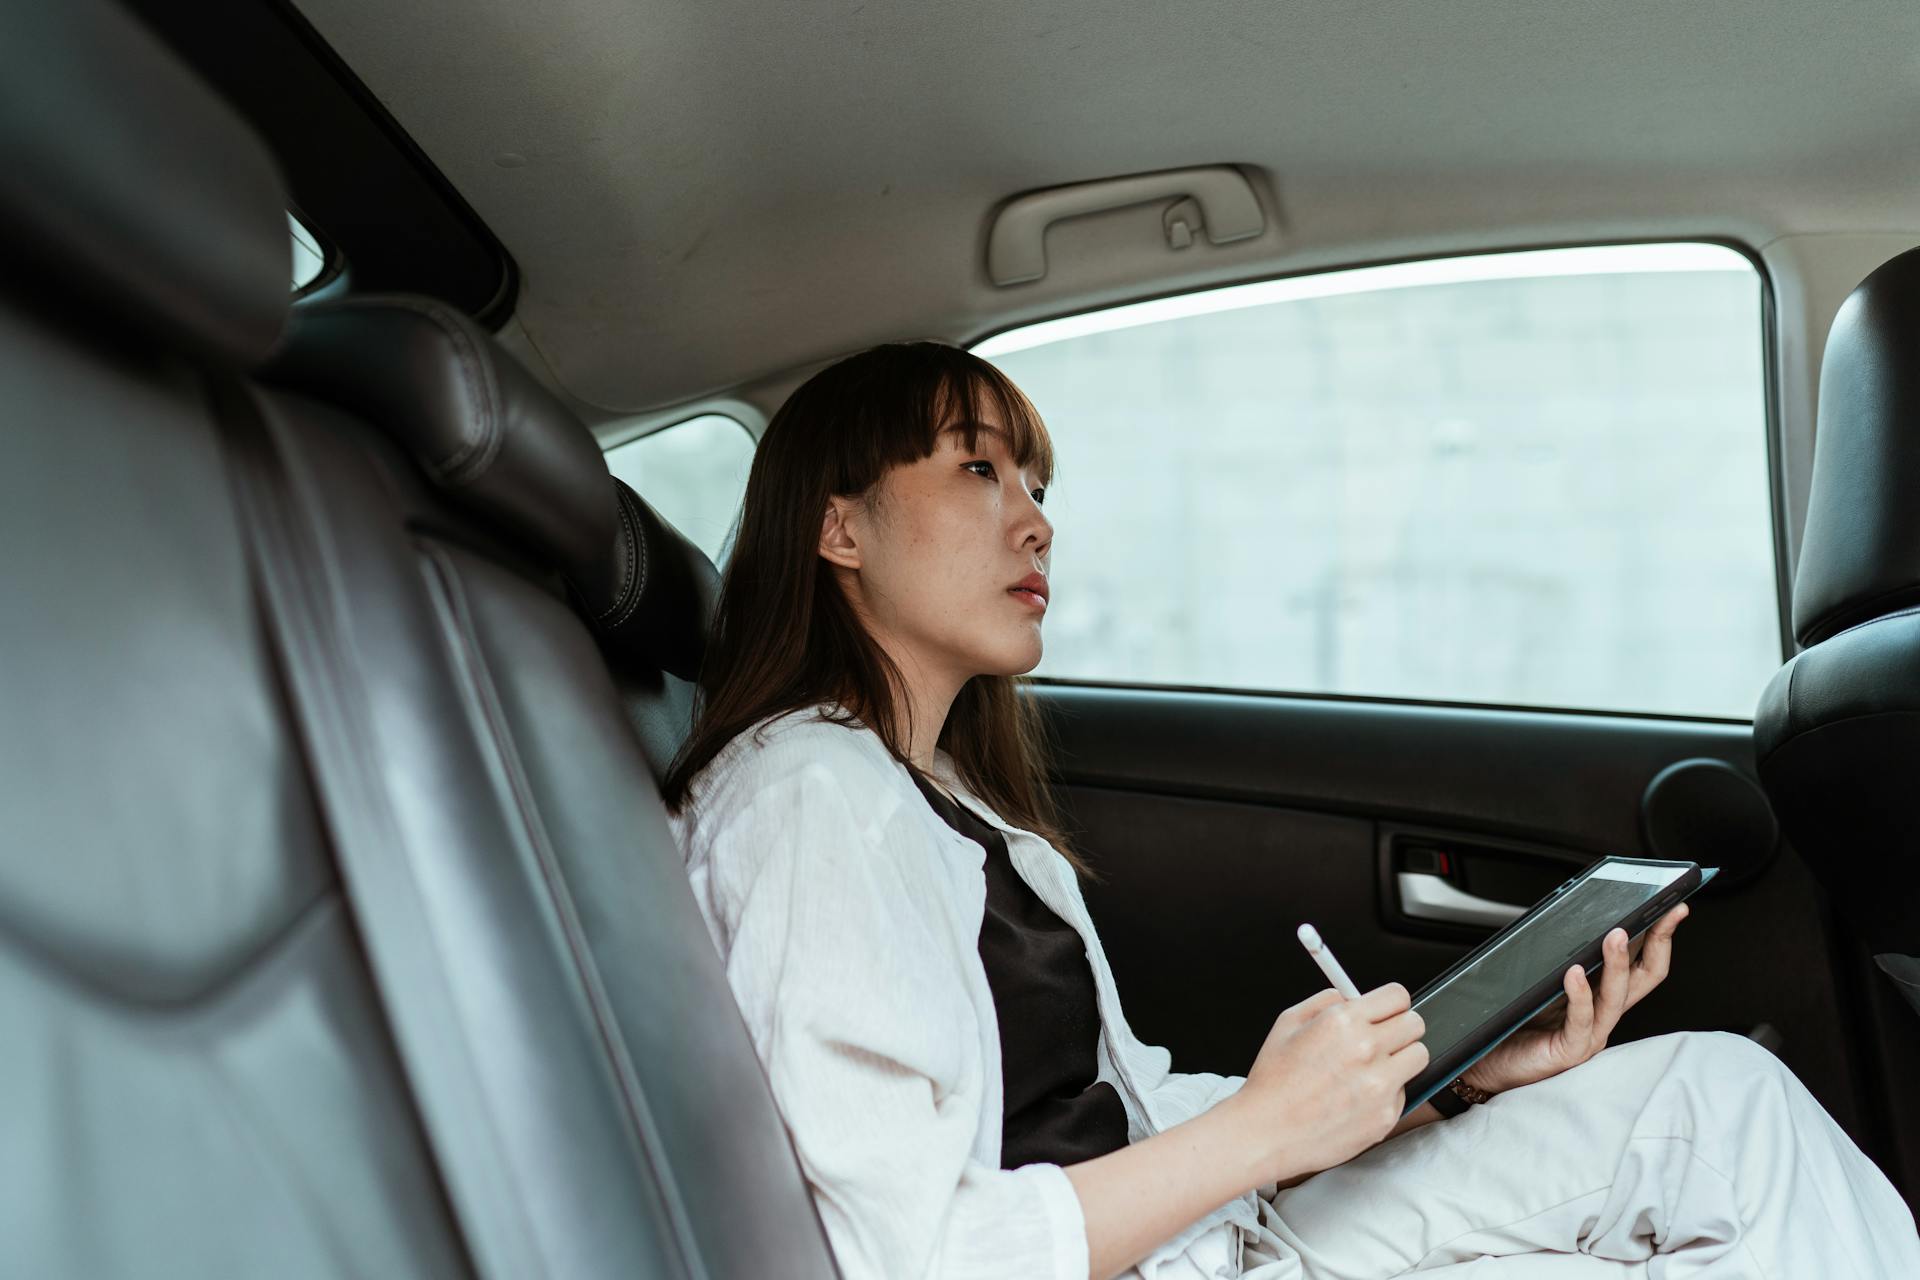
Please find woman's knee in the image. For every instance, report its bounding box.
[1669,1028,1795,1091]
[1597,1028,1788,1087]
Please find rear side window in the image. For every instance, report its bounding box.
[603,413,755,566]
[289,212,326,292]
[976,243,1777,719]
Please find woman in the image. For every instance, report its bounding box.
[663,342,1919,1279]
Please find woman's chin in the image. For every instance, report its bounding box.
[991,633,1045,677]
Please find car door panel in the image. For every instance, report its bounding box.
[1039,683,1866,1150]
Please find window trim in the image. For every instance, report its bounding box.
[601,409,757,454]
[973,236,1786,724]
[1020,675,1759,729]
[597,400,769,453]
[130,0,519,326]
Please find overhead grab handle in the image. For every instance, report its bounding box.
[986,165,1266,287]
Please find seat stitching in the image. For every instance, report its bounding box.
[595,485,650,631]
[609,488,651,631]
[592,485,638,624]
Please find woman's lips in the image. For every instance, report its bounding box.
[1010,571,1049,609]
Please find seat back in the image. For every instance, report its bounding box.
[0,9,474,1276]
[0,4,836,1276]
[261,296,836,1278]
[1756,245,1920,975]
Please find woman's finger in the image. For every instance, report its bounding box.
[1561,962,1595,1048]
[1626,904,1685,1007]
[1647,902,1688,947]
[1590,928,1633,1042]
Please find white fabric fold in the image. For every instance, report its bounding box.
[671,704,1256,1280]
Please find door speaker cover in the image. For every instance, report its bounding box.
[1640,758,1779,888]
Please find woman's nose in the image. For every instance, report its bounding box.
[1014,492,1052,549]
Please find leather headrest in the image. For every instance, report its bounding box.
[1793,245,1920,646]
[0,0,290,368]
[264,296,718,679]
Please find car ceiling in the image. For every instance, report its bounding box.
[292,0,1920,418]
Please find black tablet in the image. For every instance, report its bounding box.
[1402,855,1718,1115]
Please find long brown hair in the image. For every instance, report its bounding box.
[660,341,1084,872]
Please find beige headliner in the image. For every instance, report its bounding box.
[295,0,1920,418]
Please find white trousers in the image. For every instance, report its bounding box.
[1238,1030,1920,1278]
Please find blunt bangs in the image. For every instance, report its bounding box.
[931,359,1056,489]
[822,343,1055,497]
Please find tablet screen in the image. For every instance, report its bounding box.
[1413,861,1688,1053]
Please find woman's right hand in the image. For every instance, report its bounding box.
[1067,981,1426,1278]
[1234,982,1430,1184]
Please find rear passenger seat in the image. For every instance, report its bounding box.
[0,5,838,1278]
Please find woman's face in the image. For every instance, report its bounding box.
[821,402,1054,686]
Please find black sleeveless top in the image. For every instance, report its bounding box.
[908,771,1130,1169]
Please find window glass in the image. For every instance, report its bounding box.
[289,212,326,292]
[604,413,755,565]
[976,243,1777,719]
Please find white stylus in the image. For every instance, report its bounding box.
[1296,922,1363,999]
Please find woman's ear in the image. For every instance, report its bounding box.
[817,494,863,571]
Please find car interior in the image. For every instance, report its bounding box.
[5,0,1919,1276]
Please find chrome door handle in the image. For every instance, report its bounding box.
[1397,871,1527,928]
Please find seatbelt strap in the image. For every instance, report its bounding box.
[208,377,542,1280]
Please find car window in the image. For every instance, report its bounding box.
[603,413,755,566]
[289,212,326,292]
[976,243,1777,719]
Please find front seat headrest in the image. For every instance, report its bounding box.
[0,0,291,368]
[1792,245,1920,646]
[263,296,718,680]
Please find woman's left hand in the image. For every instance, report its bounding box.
[1458,903,1690,1097]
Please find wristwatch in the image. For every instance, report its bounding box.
[1427,1075,1494,1119]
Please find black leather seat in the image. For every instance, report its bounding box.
[262,295,722,784]
[1756,244,1920,1011]
[0,3,836,1276]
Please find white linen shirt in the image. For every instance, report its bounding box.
[669,703,1271,1280]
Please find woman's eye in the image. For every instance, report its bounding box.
[964,460,1044,505]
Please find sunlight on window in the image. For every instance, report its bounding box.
[978,244,1778,719]
[289,212,325,292]
[604,414,755,566]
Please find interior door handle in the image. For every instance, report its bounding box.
[1397,871,1527,928]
